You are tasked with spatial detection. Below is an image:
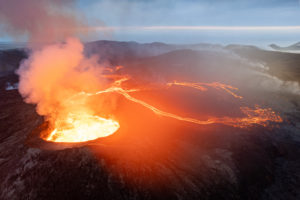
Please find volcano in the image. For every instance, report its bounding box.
[0,41,299,200]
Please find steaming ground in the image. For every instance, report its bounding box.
[0,41,299,200]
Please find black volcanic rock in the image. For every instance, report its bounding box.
[0,80,299,200]
[226,45,300,82]
[0,43,300,200]
[0,48,27,75]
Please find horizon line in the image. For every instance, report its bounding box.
[94,25,300,31]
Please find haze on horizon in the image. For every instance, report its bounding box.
[1,0,300,46]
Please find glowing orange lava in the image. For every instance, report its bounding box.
[168,81,243,99]
[44,73,282,143]
[45,113,119,143]
[87,87,282,128]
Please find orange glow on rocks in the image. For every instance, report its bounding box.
[167,81,243,99]
[44,75,282,143]
[16,38,282,144]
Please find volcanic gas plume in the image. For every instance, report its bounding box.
[17,38,122,142]
[0,0,92,45]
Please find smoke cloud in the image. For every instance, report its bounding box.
[17,38,106,120]
[0,0,113,132]
[0,0,92,45]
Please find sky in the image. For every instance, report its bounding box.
[76,0,300,46]
[2,0,300,46]
[80,0,300,26]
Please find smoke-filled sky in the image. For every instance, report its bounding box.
[2,0,300,46]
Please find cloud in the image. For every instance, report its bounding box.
[82,0,300,26]
[0,0,108,45]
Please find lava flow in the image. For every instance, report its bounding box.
[23,39,281,144]
[43,72,282,143]
[87,78,281,127]
[167,81,243,99]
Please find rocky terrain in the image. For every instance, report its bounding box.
[0,41,299,200]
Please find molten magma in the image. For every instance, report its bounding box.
[167,81,243,99]
[44,76,282,143]
[83,83,281,128]
[17,38,281,144]
[42,62,282,143]
[45,113,119,143]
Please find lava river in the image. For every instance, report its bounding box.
[42,66,282,143]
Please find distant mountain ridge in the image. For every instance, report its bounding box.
[84,40,223,65]
[0,42,27,50]
[1,40,300,83]
[270,42,300,52]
